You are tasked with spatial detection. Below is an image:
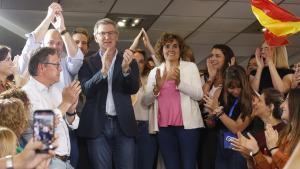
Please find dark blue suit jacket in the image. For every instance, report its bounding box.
[77,51,139,138]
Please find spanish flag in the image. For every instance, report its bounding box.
[251,0,300,46]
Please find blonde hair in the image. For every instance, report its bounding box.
[274,45,289,69]
[0,126,17,157]
[0,98,28,138]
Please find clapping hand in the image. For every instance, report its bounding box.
[265,124,278,150]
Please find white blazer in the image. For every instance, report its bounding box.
[142,61,205,133]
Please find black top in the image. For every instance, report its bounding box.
[250,67,294,93]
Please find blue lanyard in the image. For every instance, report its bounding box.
[228,99,238,118]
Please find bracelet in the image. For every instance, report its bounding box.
[66,111,77,116]
[269,146,279,152]
[250,150,260,157]
[60,29,68,35]
[216,111,224,118]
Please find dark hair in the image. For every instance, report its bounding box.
[134,49,148,76]
[262,88,283,120]
[28,47,56,76]
[278,88,300,155]
[0,45,11,61]
[155,32,185,63]
[211,44,235,73]
[72,27,90,45]
[223,65,253,120]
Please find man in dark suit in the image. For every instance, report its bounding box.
[77,18,139,169]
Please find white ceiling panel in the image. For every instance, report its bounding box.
[163,0,224,17]
[198,18,254,33]
[214,2,255,19]
[186,32,236,44]
[231,46,256,57]
[0,9,46,32]
[1,0,50,10]
[228,33,263,46]
[151,16,206,31]
[63,12,106,27]
[287,34,300,47]
[279,4,300,16]
[188,44,212,63]
[146,29,191,43]
[61,0,114,13]
[230,0,281,3]
[112,0,171,15]
[283,0,300,4]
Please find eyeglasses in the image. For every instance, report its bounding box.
[97,31,116,37]
[42,62,61,69]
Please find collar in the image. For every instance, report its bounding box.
[30,77,51,93]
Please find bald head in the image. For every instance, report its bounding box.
[44,29,64,55]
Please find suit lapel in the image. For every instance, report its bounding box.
[112,52,122,82]
[88,52,102,73]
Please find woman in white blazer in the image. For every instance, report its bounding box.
[142,32,204,169]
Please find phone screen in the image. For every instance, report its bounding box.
[33,110,55,153]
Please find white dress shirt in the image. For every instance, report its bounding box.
[18,32,84,91]
[22,77,79,156]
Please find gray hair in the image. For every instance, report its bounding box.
[93,18,118,35]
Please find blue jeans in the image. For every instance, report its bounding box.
[135,121,158,169]
[158,126,200,169]
[49,157,74,169]
[86,116,135,169]
[69,129,78,168]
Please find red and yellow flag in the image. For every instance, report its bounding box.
[251,0,300,46]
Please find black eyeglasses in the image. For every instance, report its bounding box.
[42,62,61,69]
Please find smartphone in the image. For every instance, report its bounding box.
[33,110,55,153]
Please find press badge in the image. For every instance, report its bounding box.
[223,132,237,149]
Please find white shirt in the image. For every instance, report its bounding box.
[22,77,79,156]
[18,32,84,91]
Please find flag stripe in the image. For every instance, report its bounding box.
[251,0,300,22]
[252,6,300,36]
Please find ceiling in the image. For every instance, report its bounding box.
[1,0,300,69]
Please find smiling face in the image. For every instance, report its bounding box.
[94,24,118,52]
[280,97,289,122]
[210,48,225,70]
[162,39,180,63]
[253,94,271,117]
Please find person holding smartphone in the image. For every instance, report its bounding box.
[22,47,81,169]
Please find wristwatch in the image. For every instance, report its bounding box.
[5,155,13,169]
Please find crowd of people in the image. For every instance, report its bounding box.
[0,2,300,169]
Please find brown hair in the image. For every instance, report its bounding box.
[278,88,300,155]
[0,126,17,157]
[0,45,11,61]
[223,65,253,120]
[154,32,185,63]
[0,98,28,138]
[72,27,90,45]
[261,88,283,120]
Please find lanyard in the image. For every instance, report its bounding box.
[228,99,238,118]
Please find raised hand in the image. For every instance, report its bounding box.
[129,29,143,51]
[231,132,251,157]
[155,68,167,92]
[62,80,81,106]
[265,46,275,66]
[46,3,62,22]
[264,124,278,150]
[166,66,180,86]
[101,47,114,76]
[51,12,66,33]
[122,49,134,73]
[142,28,155,55]
[206,57,217,81]
[203,95,219,113]
[255,47,264,69]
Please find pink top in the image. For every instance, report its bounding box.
[157,80,183,127]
